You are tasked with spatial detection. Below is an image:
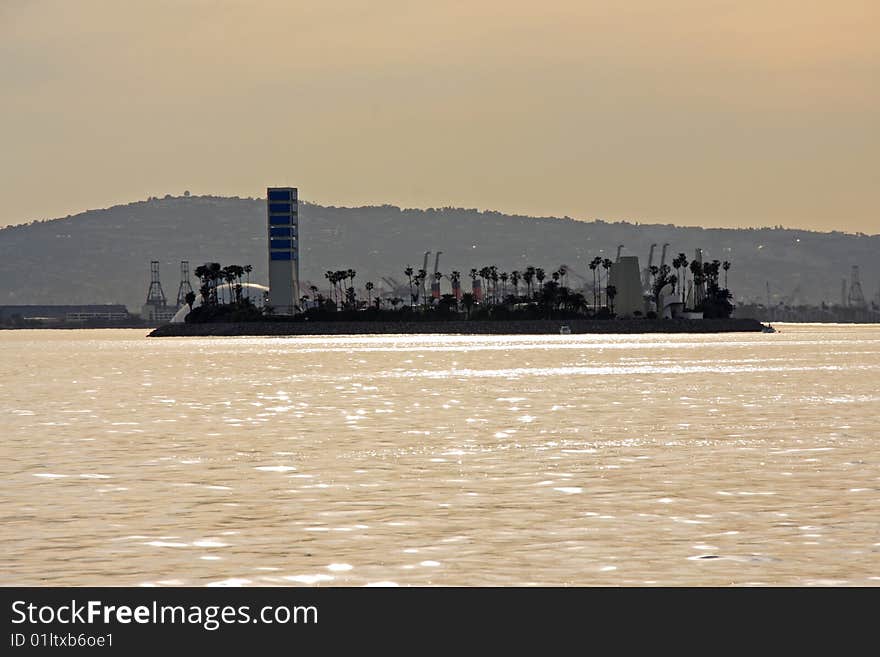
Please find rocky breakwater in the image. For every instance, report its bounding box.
[148,317,766,337]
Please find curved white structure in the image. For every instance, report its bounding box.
[658,282,684,319]
[170,282,269,323]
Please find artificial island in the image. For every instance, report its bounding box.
[149,186,767,336]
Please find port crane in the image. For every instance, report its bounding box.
[660,243,670,268]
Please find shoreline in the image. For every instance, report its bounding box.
[148,317,767,337]
[1,323,158,331]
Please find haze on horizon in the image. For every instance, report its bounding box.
[1,0,877,233]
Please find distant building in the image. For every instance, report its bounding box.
[266,187,299,314]
[0,305,130,324]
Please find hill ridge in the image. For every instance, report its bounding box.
[2,195,878,310]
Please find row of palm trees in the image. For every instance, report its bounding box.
[193,262,253,308]
[311,270,387,311]
[324,269,357,309]
[644,255,733,317]
[304,253,734,318]
[650,254,731,308]
[396,265,585,308]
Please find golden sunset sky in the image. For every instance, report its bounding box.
[1,0,877,231]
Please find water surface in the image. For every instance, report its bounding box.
[2,325,878,586]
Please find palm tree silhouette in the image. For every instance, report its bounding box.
[558,264,568,288]
[689,260,703,308]
[524,266,536,299]
[601,259,613,307]
[589,257,602,309]
[404,266,414,308]
[672,254,688,304]
[606,285,617,315]
[449,270,461,307]
[461,292,475,318]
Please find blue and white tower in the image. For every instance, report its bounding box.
[266,187,299,314]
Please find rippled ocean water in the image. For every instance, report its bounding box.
[2,325,878,586]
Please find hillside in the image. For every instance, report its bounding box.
[1,194,878,311]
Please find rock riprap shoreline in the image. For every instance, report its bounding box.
[148,317,766,337]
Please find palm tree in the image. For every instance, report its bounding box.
[500,272,509,301]
[535,267,546,293]
[672,254,688,304]
[524,266,536,299]
[336,271,345,306]
[345,269,356,308]
[404,266,414,308]
[365,281,374,307]
[589,257,602,308]
[478,266,491,303]
[233,264,247,304]
[601,259,613,306]
[541,279,560,318]
[606,285,617,315]
[670,255,681,296]
[220,265,243,304]
[557,284,570,312]
[325,270,336,307]
[558,264,568,288]
[722,260,731,289]
[431,271,443,303]
[208,262,222,306]
[450,270,461,304]
[689,260,703,308]
[194,264,208,304]
[510,270,521,299]
[461,292,475,318]
[704,260,721,288]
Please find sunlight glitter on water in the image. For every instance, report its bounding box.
[1,325,879,586]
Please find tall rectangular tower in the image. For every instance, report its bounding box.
[266,187,299,314]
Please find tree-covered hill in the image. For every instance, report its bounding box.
[1,194,877,311]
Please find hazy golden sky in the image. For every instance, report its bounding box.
[2,0,878,231]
